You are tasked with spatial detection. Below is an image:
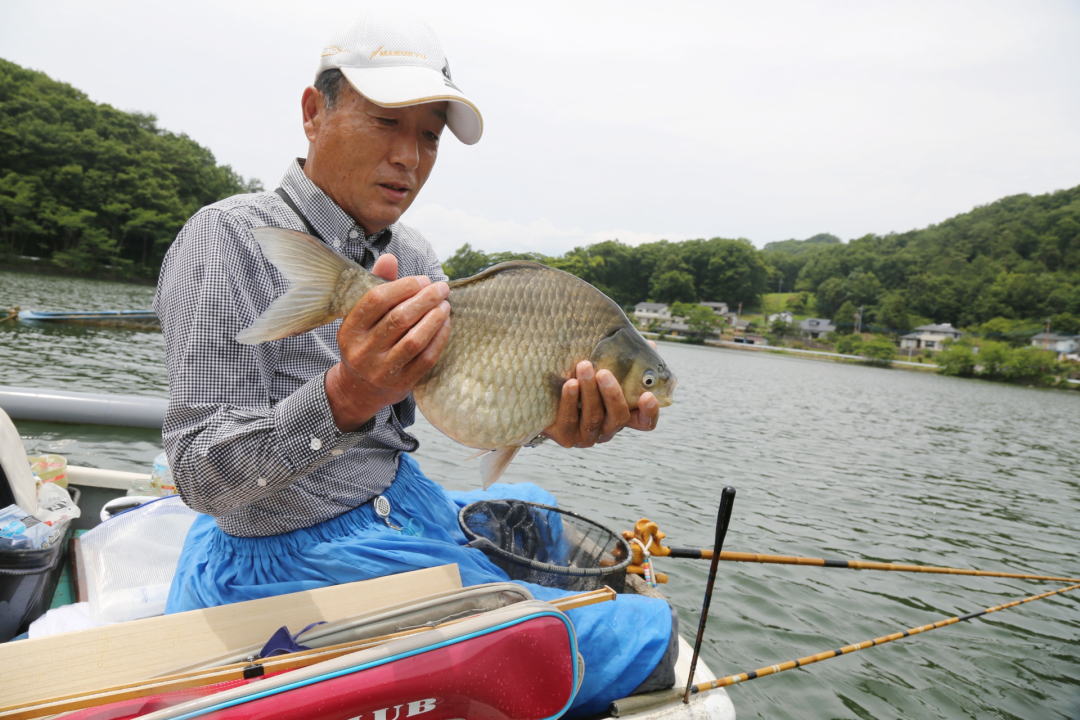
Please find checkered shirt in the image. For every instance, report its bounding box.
[154,159,447,537]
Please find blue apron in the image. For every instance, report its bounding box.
[166,453,673,717]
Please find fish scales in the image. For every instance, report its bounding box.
[415,263,628,449]
[237,227,675,485]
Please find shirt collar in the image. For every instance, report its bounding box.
[279,159,392,249]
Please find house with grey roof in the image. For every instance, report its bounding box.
[900,323,962,351]
[633,302,671,328]
[1030,333,1079,359]
[699,301,729,317]
[633,301,729,339]
[799,317,835,339]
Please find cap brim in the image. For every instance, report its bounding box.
[339,65,483,145]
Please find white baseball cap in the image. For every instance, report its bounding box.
[317,12,483,145]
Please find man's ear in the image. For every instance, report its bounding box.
[301,86,322,143]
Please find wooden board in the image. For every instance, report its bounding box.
[0,564,460,706]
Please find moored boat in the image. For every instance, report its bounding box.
[0,405,735,720]
[15,309,158,324]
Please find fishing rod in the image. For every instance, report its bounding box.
[621,518,1080,584]
[610,582,1080,716]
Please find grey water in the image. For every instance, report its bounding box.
[2,269,1078,719]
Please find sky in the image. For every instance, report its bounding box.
[2,0,1078,262]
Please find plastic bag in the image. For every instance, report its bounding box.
[0,504,57,550]
[33,481,80,526]
[78,496,199,622]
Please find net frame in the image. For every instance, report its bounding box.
[458,500,631,592]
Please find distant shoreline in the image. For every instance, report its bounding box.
[644,332,936,371]
[0,259,157,286]
[644,332,1080,388]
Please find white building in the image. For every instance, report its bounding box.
[632,301,726,339]
[899,323,962,351]
[799,318,835,339]
[633,302,671,328]
[699,302,729,317]
[1030,333,1080,359]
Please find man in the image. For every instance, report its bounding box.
[155,12,672,715]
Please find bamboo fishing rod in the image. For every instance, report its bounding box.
[0,587,615,720]
[620,519,1080,584]
[611,582,1080,716]
[671,549,1080,584]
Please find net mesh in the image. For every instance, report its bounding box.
[458,500,629,592]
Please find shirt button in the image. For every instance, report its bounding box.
[348,229,360,239]
[309,436,323,451]
[255,477,267,487]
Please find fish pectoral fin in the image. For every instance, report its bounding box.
[480,446,522,489]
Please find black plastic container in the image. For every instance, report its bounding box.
[0,526,70,641]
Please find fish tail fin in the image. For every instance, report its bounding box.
[480,446,522,489]
[236,227,364,344]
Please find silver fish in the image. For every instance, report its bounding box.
[237,227,676,486]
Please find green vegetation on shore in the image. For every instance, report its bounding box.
[445,189,1080,338]
[0,58,259,279]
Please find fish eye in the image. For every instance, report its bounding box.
[642,370,656,387]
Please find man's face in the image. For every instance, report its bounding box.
[303,83,447,235]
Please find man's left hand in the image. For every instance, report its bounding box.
[544,361,661,449]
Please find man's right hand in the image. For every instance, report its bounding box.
[325,253,451,431]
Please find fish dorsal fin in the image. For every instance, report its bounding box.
[447,261,555,289]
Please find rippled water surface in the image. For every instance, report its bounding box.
[2,270,1078,719]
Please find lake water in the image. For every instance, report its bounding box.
[2,270,1078,719]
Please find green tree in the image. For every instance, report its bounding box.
[833,300,859,333]
[846,270,883,307]
[787,292,811,314]
[874,290,912,334]
[699,238,769,307]
[857,335,897,366]
[936,343,977,376]
[1050,312,1080,334]
[0,58,256,277]
[649,266,696,304]
[769,317,793,338]
[834,334,860,354]
[1001,347,1059,384]
[442,243,491,279]
[670,302,719,342]
[975,341,1011,378]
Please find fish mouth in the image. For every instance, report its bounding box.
[656,375,677,407]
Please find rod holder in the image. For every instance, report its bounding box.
[684,486,737,703]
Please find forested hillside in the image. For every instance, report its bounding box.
[446,189,1080,334]
[0,58,258,277]
[764,188,1080,331]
